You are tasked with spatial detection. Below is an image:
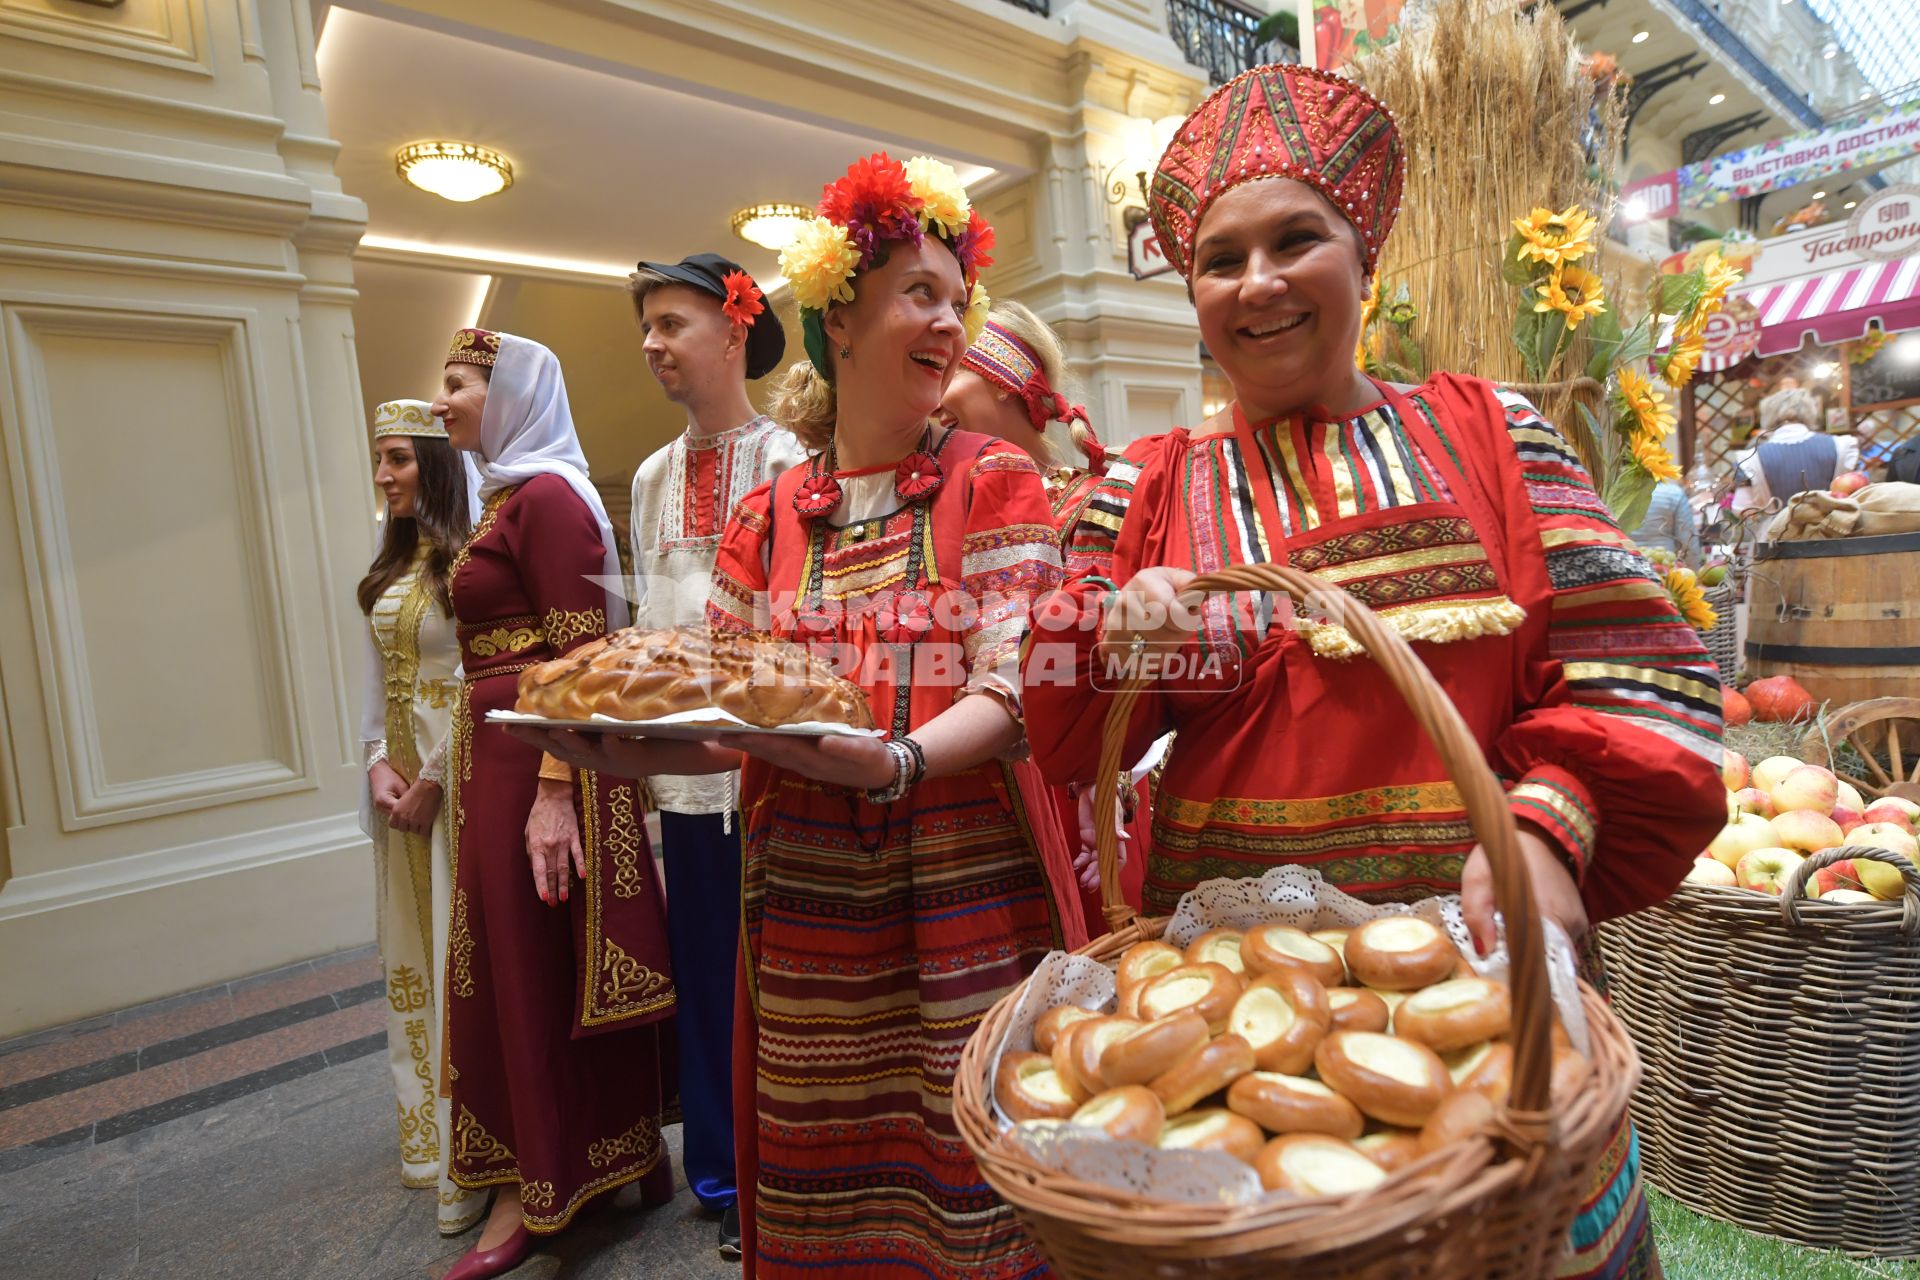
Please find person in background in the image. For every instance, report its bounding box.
[357,399,484,1237]
[1731,386,1858,513]
[1630,476,1701,567]
[624,251,801,1260]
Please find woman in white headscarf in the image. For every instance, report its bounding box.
[356,399,486,1236]
[428,331,675,1280]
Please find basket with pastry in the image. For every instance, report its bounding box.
[486,624,877,740]
[951,563,1639,1280]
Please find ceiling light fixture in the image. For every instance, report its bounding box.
[1632,30,1650,43]
[1822,42,1838,60]
[730,202,814,253]
[1709,92,1727,105]
[395,141,513,203]
[1845,200,1858,209]
[1813,190,1828,199]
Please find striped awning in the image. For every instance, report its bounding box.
[1742,254,1920,360]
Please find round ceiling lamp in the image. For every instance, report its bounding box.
[731,202,814,252]
[395,141,513,203]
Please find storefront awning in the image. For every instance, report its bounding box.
[1742,254,1920,358]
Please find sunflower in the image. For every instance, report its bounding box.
[1617,367,1676,439]
[1534,263,1607,330]
[1662,332,1706,386]
[1698,251,1742,305]
[780,216,862,311]
[1513,205,1598,267]
[1631,432,1682,483]
[1664,565,1717,632]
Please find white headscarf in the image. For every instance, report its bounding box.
[472,334,631,628]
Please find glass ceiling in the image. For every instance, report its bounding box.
[1804,0,1920,107]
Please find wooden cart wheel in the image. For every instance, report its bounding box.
[1801,698,1920,804]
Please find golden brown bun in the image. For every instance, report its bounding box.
[1255,1133,1389,1197]
[1228,970,1330,1075]
[1115,941,1184,993]
[514,625,874,729]
[1443,1041,1513,1102]
[1552,1046,1592,1103]
[1070,1086,1165,1144]
[994,1051,1085,1122]
[1156,1108,1265,1165]
[1241,925,1346,987]
[1099,1011,1211,1088]
[1226,1072,1364,1139]
[1326,987,1392,1034]
[1393,978,1512,1053]
[1056,1017,1143,1098]
[1149,1034,1257,1115]
[1138,962,1242,1034]
[1033,1005,1100,1055]
[1310,928,1351,956]
[1343,917,1459,991]
[1351,1130,1423,1173]
[1313,1031,1452,1128]
[1184,928,1247,975]
[1417,1088,1495,1155]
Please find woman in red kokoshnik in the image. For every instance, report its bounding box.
[1021,65,1725,1277]
[432,329,676,1280]
[517,155,1081,1278]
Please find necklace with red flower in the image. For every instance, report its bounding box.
[792,425,945,521]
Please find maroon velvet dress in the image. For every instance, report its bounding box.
[444,473,677,1232]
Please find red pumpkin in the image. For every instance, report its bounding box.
[1745,676,1816,723]
[1722,686,1752,727]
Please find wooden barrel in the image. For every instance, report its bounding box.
[1745,531,1920,707]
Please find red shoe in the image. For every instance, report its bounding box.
[442,1226,532,1280]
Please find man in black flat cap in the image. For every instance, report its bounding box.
[624,252,801,1261]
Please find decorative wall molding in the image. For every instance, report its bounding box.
[0,66,286,146]
[0,0,209,76]
[0,295,314,829]
[0,242,306,290]
[0,140,315,234]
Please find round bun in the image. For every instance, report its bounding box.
[516,625,874,729]
[1310,928,1351,956]
[1418,1087,1495,1156]
[1351,1130,1423,1173]
[1313,1031,1452,1128]
[1255,1133,1389,1198]
[1444,1041,1513,1102]
[1070,1086,1165,1144]
[1228,970,1330,1074]
[1118,981,1148,1021]
[1226,1072,1363,1139]
[1343,917,1459,991]
[1057,1016,1143,1097]
[1156,1108,1265,1165]
[1115,941,1183,994]
[1149,1033,1257,1115]
[994,1050,1087,1122]
[1393,978,1512,1053]
[1138,962,1242,1033]
[1099,1011,1210,1087]
[1184,928,1247,975]
[1552,1046,1592,1104]
[1241,925,1345,987]
[1034,1005,1099,1055]
[1326,987,1392,1034]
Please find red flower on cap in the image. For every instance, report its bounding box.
[721,270,764,328]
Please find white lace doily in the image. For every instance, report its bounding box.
[985,865,1590,1204]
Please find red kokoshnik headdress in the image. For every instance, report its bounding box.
[1148,64,1404,279]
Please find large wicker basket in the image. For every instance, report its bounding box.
[953,563,1641,1278]
[1597,844,1920,1257]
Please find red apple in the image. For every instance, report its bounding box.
[1722,750,1750,793]
[1836,780,1866,814]
[1833,805,1864,834]
[1707,813,1781,868]
[1862,801,1918,834]
[1831,470,1870,497]
[1770,809,1845,854]
[1685,857,1737,887]
[1736,847,1807,895]
[1809,859,1866,898]
[1732,787,1776,819]
[1772,765,1839,815]
[1847,822,1920,863]
[1752,755,1805,794]
[1869,796,1920,826]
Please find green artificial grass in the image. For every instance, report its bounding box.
[1651,1189,1920,1279]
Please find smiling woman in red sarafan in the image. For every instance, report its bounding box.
[1020,64,1727,1280]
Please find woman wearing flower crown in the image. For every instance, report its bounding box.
[1022,65,1725,1276]
[513,154,1081,1278]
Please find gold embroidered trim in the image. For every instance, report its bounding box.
[419,678,459,709]
[1301,596,1527,660]
[579,773,676,1026]
[1158,781,1466,829]
[587,1116,661,1170]
[450,487,514,581]
[466,626,544,657]
[521,1181,557,1211]
[387,964,430,1014]
[601,936,670,1008]
[395,1015,440,1169]
[449,889,476,999]
[543,607,605,652]
[454,1105,514,1166]
[607,784,643,900]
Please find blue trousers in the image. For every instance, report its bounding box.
[659,808,740,1212]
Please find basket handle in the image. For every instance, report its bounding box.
[1090,562,1555,1121]
[1779,845,1920,935]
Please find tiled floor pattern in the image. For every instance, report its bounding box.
[0,948,735,1279]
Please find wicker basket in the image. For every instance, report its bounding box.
[953,562,1641,1278]
[1597,845,1920,1258]
[1699,581,1738,685]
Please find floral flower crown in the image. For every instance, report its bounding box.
[778,152,995,375]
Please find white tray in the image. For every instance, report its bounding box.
[484,707,881,740]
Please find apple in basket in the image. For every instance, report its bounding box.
[1731,788,1775,819]
[1769,809,1845,855]
[1832,804,1865,834]
[1848,822,1920,863]
[1822,889,1878,904]
[1752,755,1806,795]
[1772,766,1839,815]
[1735,848,1806,895]
[1722,750,1750,793]
[1837,780,1866,814]
[1706,813,1779,869]
[1685,857,1737,887]
[1862,800,1919,834]
[1831,470,1871,497]
[1808,857,1905,901]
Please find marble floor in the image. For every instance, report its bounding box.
[0,947,736,1279]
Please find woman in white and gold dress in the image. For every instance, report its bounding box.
[356,398,484,1235]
